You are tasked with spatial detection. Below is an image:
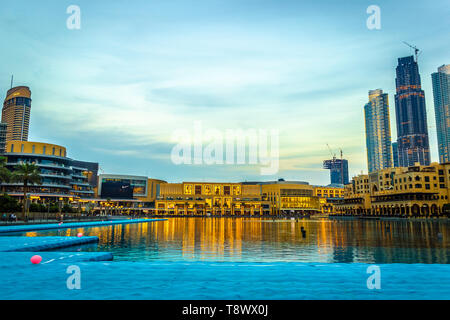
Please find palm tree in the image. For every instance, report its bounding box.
[0,156,12,192]
[11,163,41,221]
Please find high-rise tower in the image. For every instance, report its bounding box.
[364,89,393,172]
[323,157,349,185]
[431,64,450,163]
[2,86,32,141]
[394,56,430,166]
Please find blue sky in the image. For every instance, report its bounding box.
[0,0,449,184]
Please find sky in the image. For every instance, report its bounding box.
[0,0,449,184]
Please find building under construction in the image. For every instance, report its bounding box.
[323,156,349,185]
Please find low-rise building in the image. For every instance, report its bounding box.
[313,184,345,213]
[335,162,450,217]
[2,141,95,202]
[155,180,320,216]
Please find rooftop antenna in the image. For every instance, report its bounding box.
[403,42,420,62]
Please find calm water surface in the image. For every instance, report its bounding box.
[16,217,450,263]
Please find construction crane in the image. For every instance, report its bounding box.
[326,143,336,159]
[403,42,420,62]
[323,145,346,185]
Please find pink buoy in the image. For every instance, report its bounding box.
[30,255,42,264]
[58,222,62,226]
[77,233,83,237]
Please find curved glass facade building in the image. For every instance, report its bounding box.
[2,86,31,141]
[394,56,430,167]
[2,141,94,201]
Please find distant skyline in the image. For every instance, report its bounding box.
[0,0,449,184]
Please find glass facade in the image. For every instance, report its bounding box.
[323,158,349,185]
[394,56,430,167]
[432,65,450,163]
[2,142,94,199]
[364,89,393,172]
[1,86,32,141]
[392,142,399,167]
[99,175,148,199]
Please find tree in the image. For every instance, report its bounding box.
[11,163,42,221]
[0,156,12,192]
[0,194,21,213]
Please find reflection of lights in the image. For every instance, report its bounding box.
[21,218,448,264]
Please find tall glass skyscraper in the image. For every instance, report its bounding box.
[394,56,430,167]
[431,64,450,163]
[364,89,393,172]
[1,86,32,141]
[392,142,399,167]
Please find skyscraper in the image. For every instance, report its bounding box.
[0,123,7,154]
[392,142,399,167]
[364,89,393,172]
[431,64,450,163]
[394,56,430,166]
[2,86,32,141]
[323,157,349,185]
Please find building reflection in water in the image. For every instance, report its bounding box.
[23,218,449,263]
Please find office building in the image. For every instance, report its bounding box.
[323,157,349,185]
[364,89,393,172]
[0,123,7,154]
[2,86,32,141]
[392,142,399,167]
[431,64,450,163]
[394,56,430,166]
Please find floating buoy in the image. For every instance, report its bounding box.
[30,255,42,264]
[77,233,83,237]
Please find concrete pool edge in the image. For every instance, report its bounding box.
[1,260,449,300]
[0,218,167,234]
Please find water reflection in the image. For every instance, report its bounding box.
[22,218,450,263]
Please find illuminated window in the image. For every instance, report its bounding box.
[184,184,193,195]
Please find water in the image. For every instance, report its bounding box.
[11,217,450,263]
